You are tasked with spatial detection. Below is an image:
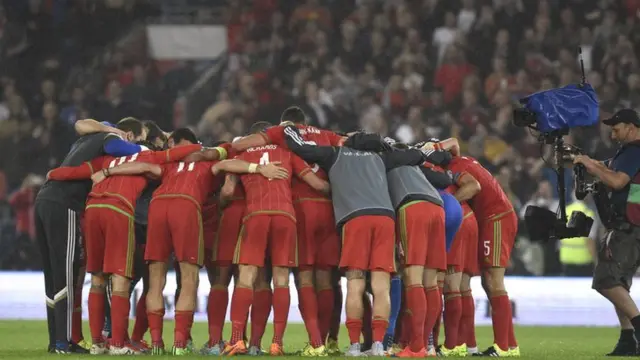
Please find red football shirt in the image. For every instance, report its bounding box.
[236,144,311,219]
[153,160,221,207]
[446,156,513,219]
[48,145,202,214]
[261,124,340,201]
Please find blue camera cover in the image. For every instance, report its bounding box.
[520,83,599,133]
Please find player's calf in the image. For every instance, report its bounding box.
[270,266,292,352]
[174,262,199,352]
[369,270,391,356]
[401,266,426,353]
[442,268,463,353]
[146,261,168,352]
[296,267,324,349]
[109,274,133,349]
[88,275,108,353]
[344,269,367,356]
[225,264,258,354]
[203,265,232,353]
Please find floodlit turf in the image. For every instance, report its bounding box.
[0,321,625,359]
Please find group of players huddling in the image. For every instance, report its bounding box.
[42,106,520,357]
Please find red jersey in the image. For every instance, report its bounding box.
[261,124,341,201]
[47,145,202,214]
[153,160,222,208]
[236,144,312,220]
[446,156,513,219]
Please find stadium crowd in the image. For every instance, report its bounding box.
[2,0,640,358]
[0,0,638,272]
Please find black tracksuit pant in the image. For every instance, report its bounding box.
[35,200,83,346]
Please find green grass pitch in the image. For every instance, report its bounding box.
[0,321,626,359]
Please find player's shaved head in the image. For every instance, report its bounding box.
[170,127,198,146]
[280,106,307,125]
[249,121,272,134]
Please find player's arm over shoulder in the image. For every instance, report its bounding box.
[453,171,481,202]
[231,129,274,151]
[219,174,238,208]
[380,148,426,171]
[153,144,202,163]
[47,156,107,181]
[105,161,162,178]
[292,154,330,196]
[283,125,336,170]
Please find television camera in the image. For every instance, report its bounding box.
[514,48,599,241]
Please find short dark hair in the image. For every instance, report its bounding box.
[143,120,167,144]
[280,106,307,124]
[116,117,144,137]
[249,121,272,134]
[136,140,161,151]
[170,127,198,144]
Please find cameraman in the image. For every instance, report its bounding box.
[573,109,640,356]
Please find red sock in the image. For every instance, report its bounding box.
[489,294,510,350]
[345,318,362,344]
[399,310,412,347]
[147,308,165,346]
[174,310,193,348]
[329,284,342,340]
[372,317,389,343]
[507,300,517,348]
[250,289,272,347]
[88,289,106,343]
[316,288,334,342]
[72,283,84,343]
[110,293,131,347]
[207,288,228,346]
[272,287,290,346]
[405,285,426,351]
[460,290,476,347]
[299,286,324,347]
[362,295,373,347]
[443,292,462,349]
[132,293,148,342]
[424,286,441,347]
[230,287,253,344]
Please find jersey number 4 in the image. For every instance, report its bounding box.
[108,153,139,168]
[177,162,195,172]
[259,152,270,165]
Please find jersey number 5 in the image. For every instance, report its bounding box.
[259,152,270,165]
[177,162,195,172]
[109,153,139,168]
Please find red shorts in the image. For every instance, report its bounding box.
[212,201,245,267]
[145,198,204,266]
[202,210,218,266]
[294,200,340,270]
[478,210,518,269]
[449,210,479,274]
[234,213,297,268]
[340,215,396,272]
[84,200,135,277]
[397,201,446,271]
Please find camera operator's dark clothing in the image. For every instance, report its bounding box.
[592,227,640,291]
[607,144,640,216]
